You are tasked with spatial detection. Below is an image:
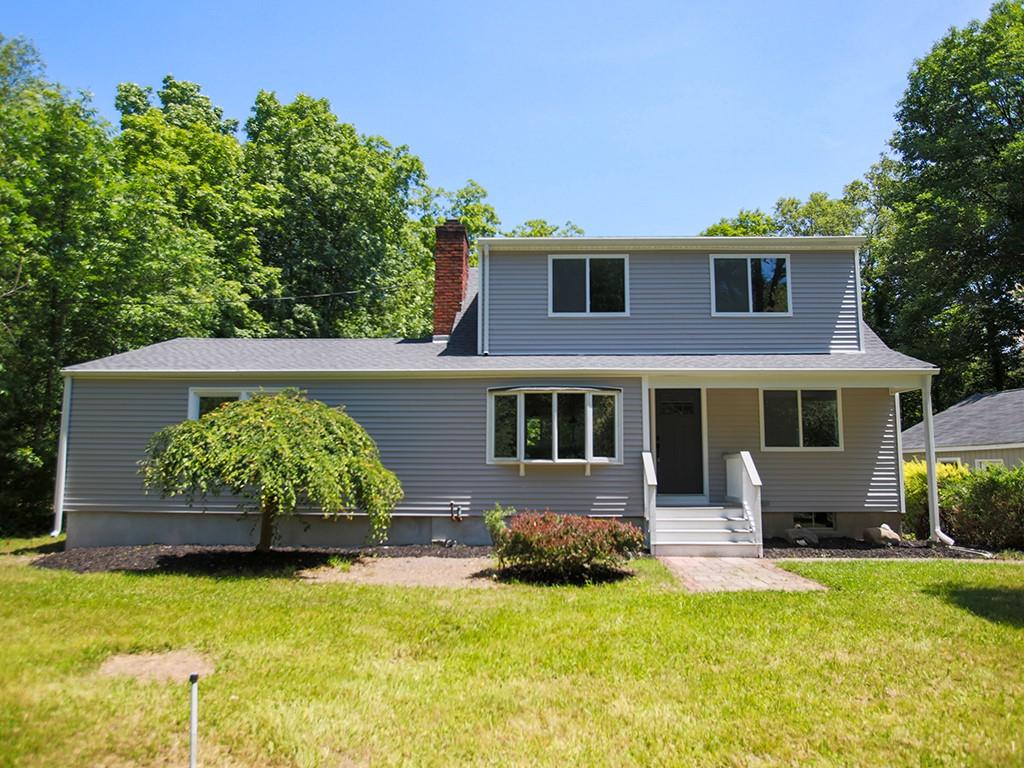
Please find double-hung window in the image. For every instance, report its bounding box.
[711,255,791,315]
[187,387,282,420]
[488,387,621,465]
[549,255,628,315]
[761,389,842,450]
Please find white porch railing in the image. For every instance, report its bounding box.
[641,450,657,545]
[724,451,764,556]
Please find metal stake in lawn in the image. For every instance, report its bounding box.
[189,672,199,768]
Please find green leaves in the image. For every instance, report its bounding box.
[141,390,403,547]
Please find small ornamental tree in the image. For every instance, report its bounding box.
[140,389,402,550]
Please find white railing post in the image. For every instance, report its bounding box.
[724,451,764,556]
[641,451,657,549]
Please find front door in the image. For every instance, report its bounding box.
[655,388,704,495]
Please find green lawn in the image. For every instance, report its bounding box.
[1,539,1022,767]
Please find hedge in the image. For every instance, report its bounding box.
[904,460,1024,550]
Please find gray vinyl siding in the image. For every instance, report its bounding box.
[486,251,861,354]
[706,388,899,514]
[63,376,644,520]
[904,446,1024,469]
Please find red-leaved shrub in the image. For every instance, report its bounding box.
[490,510,644,581]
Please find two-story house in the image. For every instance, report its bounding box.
[52,221,951,555]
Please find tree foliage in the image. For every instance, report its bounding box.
[503,218,585,238]
[141,390,402,549]
[870,0,1024,407]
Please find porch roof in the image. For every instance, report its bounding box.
[64,322,933,377]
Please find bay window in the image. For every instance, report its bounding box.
[488,388,622,464]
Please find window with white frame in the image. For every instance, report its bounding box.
[711,255,791,314]
[488,388,621,463]
[975,458,1005,470]
[761,389,842,450]
[187,387,282,420]
[549,255,628,315]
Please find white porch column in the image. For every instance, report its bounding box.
[922,376,954,546]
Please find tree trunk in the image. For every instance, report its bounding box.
[257,501,274,552]
[986,320,1005,391]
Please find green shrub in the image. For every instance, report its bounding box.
[491,510,644,582]
[903,460,1024,550]
[483,504,513,556]
[903,459,970,539]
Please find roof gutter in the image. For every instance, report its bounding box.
[478,235,867,252]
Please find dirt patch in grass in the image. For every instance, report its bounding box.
[299,556,499,588]
[99,649,213,683]
[764,537,993,559]
[32,543,494,577]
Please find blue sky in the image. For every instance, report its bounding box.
[7,0,992,235]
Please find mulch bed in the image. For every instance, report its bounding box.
[33,543,493,576]
[764,537,992,559]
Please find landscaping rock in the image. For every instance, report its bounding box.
[785,528,819,546]
[864,524,901,546]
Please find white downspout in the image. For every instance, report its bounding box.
[922,376,954,546]
[50,375,72,536]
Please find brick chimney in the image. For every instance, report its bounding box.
[433,219,469,340]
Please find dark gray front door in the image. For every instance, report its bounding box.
[655,389,703,495]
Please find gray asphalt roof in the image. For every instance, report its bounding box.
[64,269,935,375]
[902,388,1024,451]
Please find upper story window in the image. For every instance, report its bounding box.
[488,387,622,465]
[711,255,791,315]
[187,387,282,420]
[549,255,628,316]
[760,389,842,451]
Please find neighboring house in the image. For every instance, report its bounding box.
[52,221,945,556]
[902,388,1024,470]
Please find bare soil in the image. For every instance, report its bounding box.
[299,556,499,588]
[33,543,493,577]
[98,650,213,683]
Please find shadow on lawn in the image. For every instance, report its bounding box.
[10,540,65,556]
[926,583,1024,627]
[490,564,634,587]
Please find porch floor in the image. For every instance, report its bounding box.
[660,557,827,593]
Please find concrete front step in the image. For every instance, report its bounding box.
[652,541,763,557]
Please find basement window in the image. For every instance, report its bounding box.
[711,255,791,315]
[761,389,842,450]
[793,511,835,529]
[488,387,622,466]
[549,255,628,315]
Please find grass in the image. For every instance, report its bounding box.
[0,542,1022,767]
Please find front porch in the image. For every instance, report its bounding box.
[637,375,949,557]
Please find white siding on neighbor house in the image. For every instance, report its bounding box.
[486,251,861,355]
[904,446,1024,469]
[705,388,900,516]
[63,376,645,521]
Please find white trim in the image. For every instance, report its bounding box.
[479,235,866,252]
[187,386,283,419]
[481,242,490,355]
[853,248,864,351]
[50,376,73,536]
[975,458,1006,470]
[485,387,623,467]
[700,387,709,500]
[548,254,630,317]
[709,254,793,317]
[903,441,1024,454]
[65,367,939,380]
[937,456,963,465]
[759,388,845,451]
[640,376,650,451]
[894,392,906,516]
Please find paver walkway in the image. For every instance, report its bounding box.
[660,556,826,592]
